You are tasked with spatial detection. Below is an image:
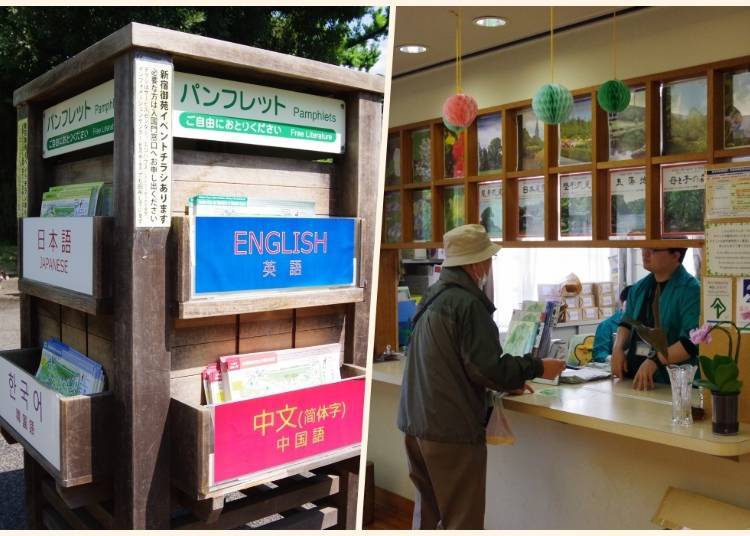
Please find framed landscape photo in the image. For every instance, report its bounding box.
[385,133,401,186]
[517,107,544,171]
[478,181,503,239]
[723,70,750,149]
[559,172,592,238]
[661,77,707,155]
[411,128,432,183]
[559,98,592,166]
[383,191,402,243]
[518,177,545,238]
[608,86,646,161]
[412,189,432,241]
[661,162,706,236]
[610,167,646,237]
[477,113,502,175]
[443,129,465,179]
[443,185,465,232]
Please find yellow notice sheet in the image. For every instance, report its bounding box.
[705,166,750,220]
[706,222,750,277]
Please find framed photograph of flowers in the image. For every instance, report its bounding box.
[559,172,592,238]
[443,129,465,179]
[383,191,402,243]
[443,185,465,232]
[610,167,646,237]
[518,177,545,239]
[411,128,432,183]
[661,77,707,155]
[385,133,401,187]
[559,98,592,165]
[723,69,750,149]
[608,86,646,161]
[412,189,432,241]
[662,162,706,236]
[477,113,502,175]
[517,108,544,171]
[478,181,503,239]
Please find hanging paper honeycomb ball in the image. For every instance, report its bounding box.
[442,94,478,133]
[532,83,573,124]
[597,79,631,113]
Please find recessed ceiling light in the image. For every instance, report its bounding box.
[473,16,508,28]
[399,44,428,54]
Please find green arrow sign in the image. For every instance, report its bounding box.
[711,297,727,319]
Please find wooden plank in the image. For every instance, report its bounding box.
[334,92,381,367]
[52,154,114,186]
[61,322,87,356]
[171,474,340,530]
[24,451,44,528]
[239,309,292,338]
[37,313,61,346]
[87,313,113,341]
[111,50,171,530]
[179,287,364,319]
[255,506,338,530]
[41,479,102,529]
[169,398,211,500]
[18,279,110,316]
[171,339,236,375]
[374,249,399,356]
[238,333,293,355]
[42,506,70,530]
[315,456,360,529]
[87,333,115,387]
[36,297,60,320]
[173,149,333,189]
[84,502,115,530]
[171,315,236,348]
[55,480,113,510]
[61,306,86,330]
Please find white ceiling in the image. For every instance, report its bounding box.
[392,6,640,77]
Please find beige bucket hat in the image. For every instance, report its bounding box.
[442,224,501,267]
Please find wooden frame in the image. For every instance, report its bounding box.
[14,22,383,529]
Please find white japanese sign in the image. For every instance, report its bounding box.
[705,222,750,277]
[134,56,172,228]
[662,163,705,193]
[173,72,346,154]
[0,355,61,470]
[560,172,592,199]
[702,277,732,324]
[23,217,94,295]
[705,167,750,221]
[610,168,646,199]
[42,80,114,158]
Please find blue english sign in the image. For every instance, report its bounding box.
[193,216,357,294]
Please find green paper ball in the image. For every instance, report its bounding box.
[597,79,631,113]
[532,83,573,124]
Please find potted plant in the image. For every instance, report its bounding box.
[690,322,745,435]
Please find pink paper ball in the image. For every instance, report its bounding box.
[442,94,478,133]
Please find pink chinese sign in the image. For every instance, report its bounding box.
[213,377,364,484]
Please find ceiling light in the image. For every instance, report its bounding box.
[399,44,428,54]
[473,16,508,28]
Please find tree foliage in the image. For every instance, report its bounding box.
[0,6,389,242]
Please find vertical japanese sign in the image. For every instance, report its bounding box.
[173,72,345,154]
[134,55,172,228]
[213,377,364,484]
[702,277,732,324]
[22,217,94,295]
[42,80,114,158]
[16,118,28,217]
[193,216,357,295]
[0,355,60,470]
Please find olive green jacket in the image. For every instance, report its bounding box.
[397,267,543,444]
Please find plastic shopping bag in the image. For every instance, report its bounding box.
[485,402,515,446]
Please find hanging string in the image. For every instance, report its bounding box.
[612,9,618,79]
[452,9,463,94]
[549,6,555,83]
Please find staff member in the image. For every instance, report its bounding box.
[397,224,565,529]
[592,285,631,363]
[611,248,700,390]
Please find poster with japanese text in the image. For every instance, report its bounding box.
[212,377,364,485]
[518,177,544,238]
[134,56,172,228]
[703,277,732,324]
[610,168,646,236]
[478,181,502,239]
[705,167,750,221]
[559,172,592,238]
[661,162,705,235]
[174,72,345,154]
[705,222,750,277]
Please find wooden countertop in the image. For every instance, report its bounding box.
[372,360,750,457]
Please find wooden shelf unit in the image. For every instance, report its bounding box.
[10,22,383,530]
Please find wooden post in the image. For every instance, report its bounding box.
[112,50,172,529]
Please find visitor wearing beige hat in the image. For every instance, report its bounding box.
[397,224,565,529]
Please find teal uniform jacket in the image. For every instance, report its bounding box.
[620,264,700,383]
[593,310,623,362]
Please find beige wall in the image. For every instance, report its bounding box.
[390,6,750,128]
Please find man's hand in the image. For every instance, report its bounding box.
[541,358,566,379]
[632,359,657,390]
[611,345,628,379]
[508,383,535,396]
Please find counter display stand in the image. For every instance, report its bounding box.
[5,23,382,529]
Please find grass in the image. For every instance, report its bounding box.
[0,242,18,276]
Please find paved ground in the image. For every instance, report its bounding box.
[0,280,26,529]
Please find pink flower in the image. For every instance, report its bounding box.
[690,323,713,345]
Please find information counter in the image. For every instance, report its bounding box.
[368,360,750,528]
